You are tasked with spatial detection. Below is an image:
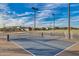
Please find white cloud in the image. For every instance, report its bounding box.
[43,3,60,10]
[0,3,78,28]
[0,4,33,28]
[55,18,68,27]
[16,12,33,17]
[37,10,52,18]
[0,12,31,28]
[6,19,24,27]
[71,16,79,22]
[32,4,65,27]
[52,16,79,27]
[37,21,52,27]
[24,21,34,27]
[5,17,31,27]
[0,3,10,14]
[0,3,8,10]
[35,4,65,22]
[43,3,67,10]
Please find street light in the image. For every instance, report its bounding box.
[32,7,38,29]
[68,3,71,39]
[52,14,55,35]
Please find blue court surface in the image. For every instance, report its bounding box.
[10,35,74,56]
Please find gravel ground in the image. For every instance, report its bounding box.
[57,42,79,56]
[0,38,32,56]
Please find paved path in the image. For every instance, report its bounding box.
[0,39,32,56]
[10,34,74,56]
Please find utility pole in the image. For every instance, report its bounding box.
[68,3,71,39]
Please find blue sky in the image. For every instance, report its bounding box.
[0,3,79,28]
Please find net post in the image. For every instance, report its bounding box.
[7,34,10,41]
[50,32,53,36]
[41,32,44,37]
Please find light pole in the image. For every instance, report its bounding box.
[32,7,38,30]
[68,3,71,39]
[52,14,55,35]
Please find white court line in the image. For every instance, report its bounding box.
[55,42,79,56]
[11,41,35,56]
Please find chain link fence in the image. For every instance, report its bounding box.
[0,31,79,41]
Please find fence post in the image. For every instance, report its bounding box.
[7,34,10,41]
[71,33,73,39]
[50,32,53,36]
[41,32,44,37]
[64,32,68,39]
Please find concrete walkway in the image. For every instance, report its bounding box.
[0,39,32,56]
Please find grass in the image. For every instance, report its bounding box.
[29,29,79,34]
[28,29,79,42]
